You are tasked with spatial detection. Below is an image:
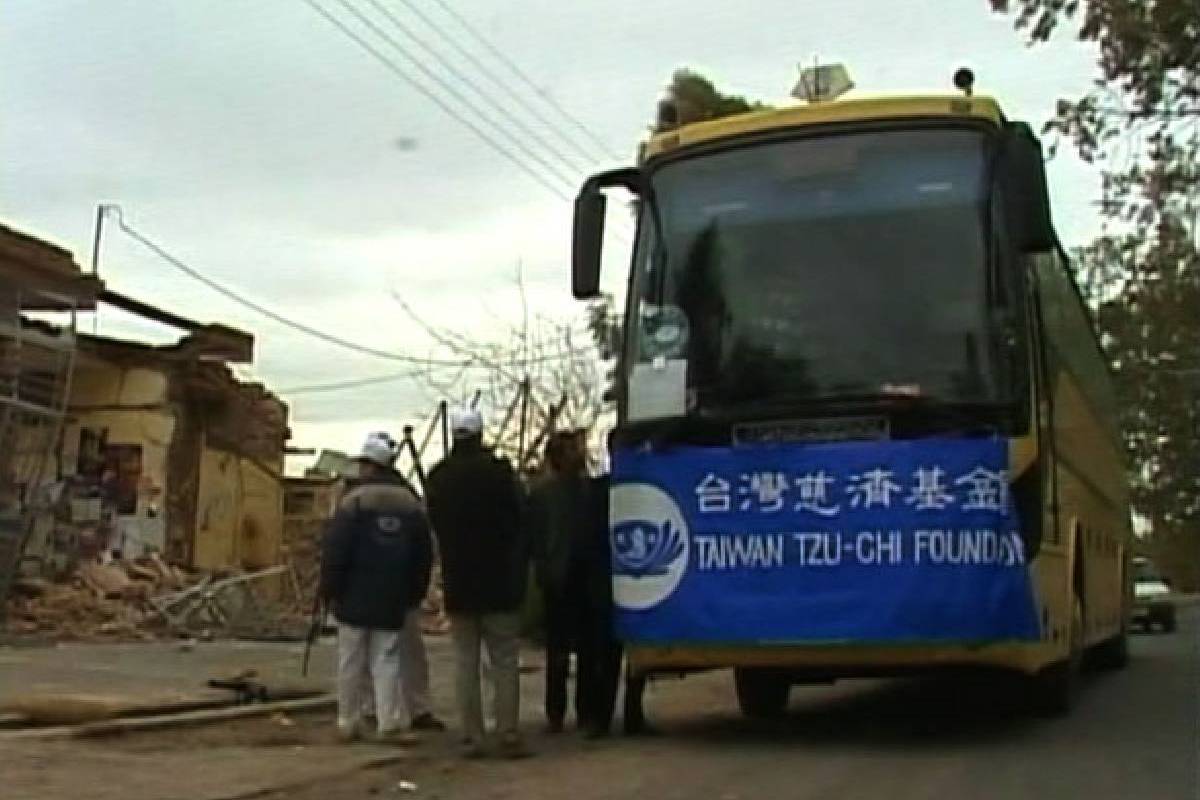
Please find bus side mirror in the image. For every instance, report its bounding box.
[1001,123,1056,253]
[573,188,606,299]
[572,168,644,300]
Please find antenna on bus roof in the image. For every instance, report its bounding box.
[792,62,854,103]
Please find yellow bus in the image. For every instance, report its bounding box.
[572,71,1131,717]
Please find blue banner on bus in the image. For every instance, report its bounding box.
[609,438,1040,644]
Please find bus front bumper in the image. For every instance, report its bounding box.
[627,641,1054,678]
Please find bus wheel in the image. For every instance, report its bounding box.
[1033,594,1084,717]
[1090,626,1129,670]
[734,668,790,719]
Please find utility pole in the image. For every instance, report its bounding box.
[89,204,119,335]
[90,203,121,276]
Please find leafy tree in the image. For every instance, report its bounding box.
[992,0,1200,588]
[654,68,768,132]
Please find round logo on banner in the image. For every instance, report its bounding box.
[610,482,690,610]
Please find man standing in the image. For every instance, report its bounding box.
[321,432,432,744]
[529,431,604,735]
[425,409,530,759]
[589,440,652,738]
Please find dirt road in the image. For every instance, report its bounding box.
[3,609,1194,800]
[266,608,1197,800]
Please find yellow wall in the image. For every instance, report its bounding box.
[63,358,285,576]
[61,362,175,556]
[70,364,169,407]
[193,446,282,574]
[239,458,283,571]
[194,448,238,568]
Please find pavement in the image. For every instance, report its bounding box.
[0,635,345,711]
[1,609,1196,800]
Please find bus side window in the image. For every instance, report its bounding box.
[989,186,1031,434]
[1027,254,1061,548]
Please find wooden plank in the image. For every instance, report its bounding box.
[0,711,28,728]
[0,694,335,741]
[2,687,322,728]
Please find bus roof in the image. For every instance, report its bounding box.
[642,94,1006,161]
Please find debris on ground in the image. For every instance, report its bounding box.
[6,543,446,643]
[3,555,304,642]
[4,557,180,642]
[208,670,271,704]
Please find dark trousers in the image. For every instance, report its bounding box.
[622,664,647,733]
[543,586,588,726]
[578,615,647,735]
[593,642,647,734]
[544,583,647,734]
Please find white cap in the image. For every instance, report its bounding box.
[449,408,483,439]
[356,431,398,468]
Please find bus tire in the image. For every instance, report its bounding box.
[1090,630,1129,670]
[734,668,790,719]
[1032,593,1084,717]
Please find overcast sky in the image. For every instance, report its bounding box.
[2,1,1102,466]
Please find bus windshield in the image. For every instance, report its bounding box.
[627,127,1005,418]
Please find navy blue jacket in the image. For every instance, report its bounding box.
[320,472,433,630]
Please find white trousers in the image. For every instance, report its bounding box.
[400,608,432,718]
[337,623,404,734]
[358,609,432,719]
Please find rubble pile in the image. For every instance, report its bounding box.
[6,550,453,642]
[5,554,192,641]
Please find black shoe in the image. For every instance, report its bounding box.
[546,718,564,734]
[623,720,659,737]
[410,713,446,732]
[499,735,533,759]
[583,725,610,740]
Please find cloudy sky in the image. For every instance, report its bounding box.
[2,1,1101,467]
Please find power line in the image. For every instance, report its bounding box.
[390,0,612,170]
[333,0,579,193]
[428,0,626,163]
[307,0,636,248]
[280,369,428,395]
[303,0,571,200]
[110,209,470,367]
[381,0,636,245]
[369,0,595,178]
[109,209,601,371]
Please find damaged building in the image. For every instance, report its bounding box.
[1,222,291,605]
[58,328,289,573]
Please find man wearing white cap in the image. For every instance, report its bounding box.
[426,408,530,758]
[320,431,433,744]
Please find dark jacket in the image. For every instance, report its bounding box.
[586,474,613,609]
[320,472,432,630]
[425,439,525,614]
[529,472,606,599]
